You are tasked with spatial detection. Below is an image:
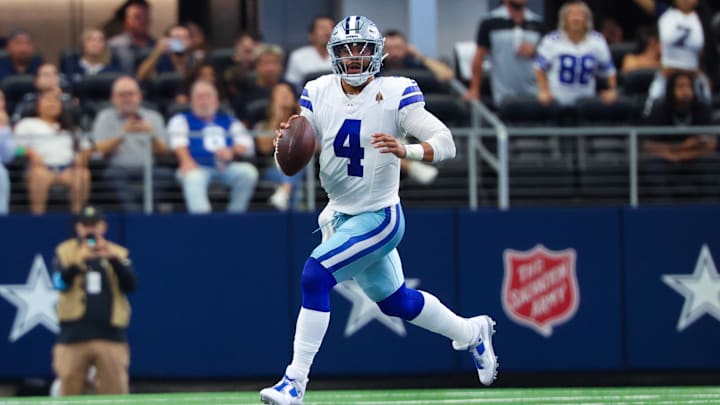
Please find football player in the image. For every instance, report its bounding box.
[259,16,498,405]
[534,0,617,106]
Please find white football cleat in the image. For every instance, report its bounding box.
[453,315,498,386]
[259,374,306,405]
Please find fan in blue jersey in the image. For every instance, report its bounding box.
[259,16,498,405]
[167,80,259,213]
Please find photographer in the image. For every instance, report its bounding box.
[136,24,197,81]
[51,206,136,396]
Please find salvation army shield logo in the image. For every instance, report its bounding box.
[502,244,579,337]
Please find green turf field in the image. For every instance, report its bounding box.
[2,386,720,404]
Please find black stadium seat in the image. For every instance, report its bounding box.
[1,75,35,114]
[497,96,560,126]
[380,68,448,94]
[424,94,469,127]
[621,68,657,98]
[150,72,183,115]
[73,72,123,122]
[609,42,636,72]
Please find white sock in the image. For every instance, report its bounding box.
[409,291,474,344]
[286,307,330,381]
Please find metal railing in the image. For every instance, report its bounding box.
[448,79,720,209]
[9,104,720,214]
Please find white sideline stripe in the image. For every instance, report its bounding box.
[320,206,397,269]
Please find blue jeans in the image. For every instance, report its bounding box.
[177,162,259,213]
[0,164,8,214]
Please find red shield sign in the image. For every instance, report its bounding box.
[502,244,579,337]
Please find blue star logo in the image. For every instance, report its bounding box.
[334,278,420,337]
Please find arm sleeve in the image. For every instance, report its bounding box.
[596,37,616,77]
[167,114,190,149]
[299,86,320,140]
[0,126,15,163]
[109,257,136,293]
[534,35,553,72]
[476,20,491,49]
[230,120,255,157]
[399,107,456,163]
[52,255,81,291]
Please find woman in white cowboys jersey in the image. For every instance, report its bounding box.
[645,0,711,114]
[259,16,498,405]
[534,0,617,106]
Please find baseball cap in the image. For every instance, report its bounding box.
[76,206,105,224]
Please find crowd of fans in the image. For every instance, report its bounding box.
[0,0,718,215]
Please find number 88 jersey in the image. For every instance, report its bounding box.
[300,74,424,215]
[535,30,615,105]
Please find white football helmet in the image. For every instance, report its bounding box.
[327,15,385,86]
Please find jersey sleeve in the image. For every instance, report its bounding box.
[230,119,255,157]
[166,114,189,149]
[534,33,554,72]
[594,34,616,77]
[299,83,321,140]
[397,78,426,120]
[476,19,491,49]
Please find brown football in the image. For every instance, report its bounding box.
[276,116,316,176]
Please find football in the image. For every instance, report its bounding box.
[275,116,316,176]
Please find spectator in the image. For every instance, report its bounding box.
[176,62,224,105]
[51,205,135,396]
[223,32,260,99]
[61,28,123,84]
[284,16,334,93]
[643,71,715,162]
[137,24,197,82]
[0,90,13,215]
[599,17,624,45]
[0,29,44,84]
[382,30,454,82]
[108,2,156,74]
[91,76,172,212]
[233,44,287,126]
[101,0,150,39]
[14,90,90,214]
[535,1,617,106]
[621,25,661,73]
[464,0,546,107]
[185,21,210,62]
[12,63,74,123]
[167,80,258,213]
[644,0,713,113]
[254,82,302,211]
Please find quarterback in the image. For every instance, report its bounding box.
[260,16,498,405]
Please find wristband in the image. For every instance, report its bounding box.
[404,144,425,161]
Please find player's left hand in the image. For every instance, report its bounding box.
[372,133,405,158]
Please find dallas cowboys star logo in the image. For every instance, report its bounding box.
[0,255,59,342]
[333,278,420,337]
[662,244,720,332]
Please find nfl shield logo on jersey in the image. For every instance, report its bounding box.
[502,244,579,337]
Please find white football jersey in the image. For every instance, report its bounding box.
[659,8,704,71]
[300,75,425,215]
[535,30,615,105]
